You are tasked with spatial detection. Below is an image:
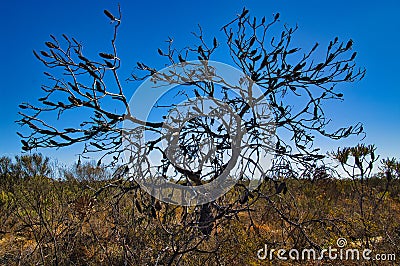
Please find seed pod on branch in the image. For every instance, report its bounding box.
[99,52,115,59]
[45,41,57,49]
[40,51,51,57]
[345,39,353,50]
[104,10,116,21]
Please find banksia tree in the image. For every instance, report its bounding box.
[17,6,367,262]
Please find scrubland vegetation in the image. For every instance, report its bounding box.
[0,150,399,265]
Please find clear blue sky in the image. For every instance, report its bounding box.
[0,0,399,165]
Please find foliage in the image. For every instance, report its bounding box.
[0,153,399,265]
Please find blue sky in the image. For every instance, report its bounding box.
[0,0,399,165]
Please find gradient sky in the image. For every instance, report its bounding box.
[0,0,399,165]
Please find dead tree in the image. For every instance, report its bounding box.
[17,6,366,261]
